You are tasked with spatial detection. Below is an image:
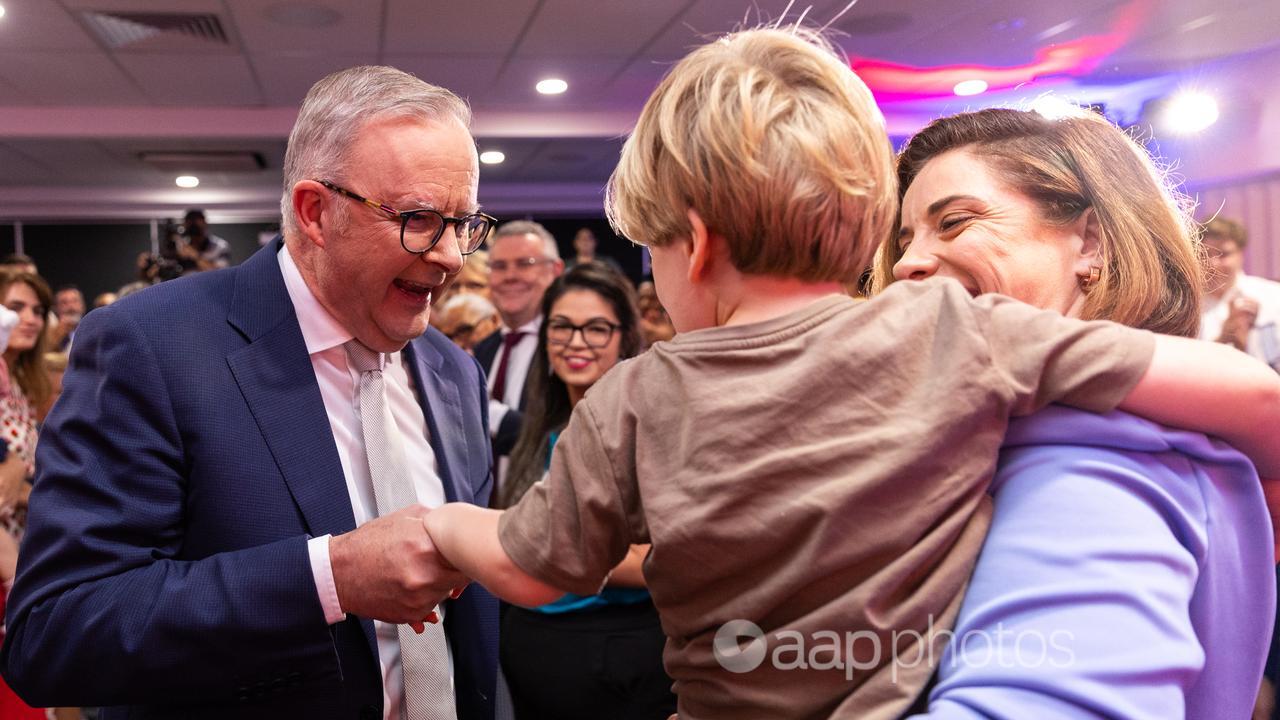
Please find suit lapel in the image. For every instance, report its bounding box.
[224,241,356,539]
[404,338,474,505]
[225,241,377,659]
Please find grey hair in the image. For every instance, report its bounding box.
[281,65,472,237]
[492,220,560,260]
[441,292,498,317]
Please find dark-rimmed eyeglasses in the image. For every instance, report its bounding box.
[546,318,620,348]
[317,179,495,256]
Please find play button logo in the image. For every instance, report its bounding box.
[713,619,768,674]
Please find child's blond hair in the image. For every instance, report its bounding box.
[606,27,896,283]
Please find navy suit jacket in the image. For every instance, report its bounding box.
[0,241,499,720]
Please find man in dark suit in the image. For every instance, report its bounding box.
[1,66,498,720]
[473,222,563,488]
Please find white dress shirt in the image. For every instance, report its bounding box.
[486,317,541,492]
[279,245,452,720]
[1200,272,1280,372]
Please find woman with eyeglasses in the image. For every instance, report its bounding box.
[495,262,675,720]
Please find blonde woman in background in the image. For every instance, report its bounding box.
[436,293,502,354]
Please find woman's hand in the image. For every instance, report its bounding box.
[0,528,18,584]
[0,452,26,511]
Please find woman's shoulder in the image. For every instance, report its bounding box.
[996,406,1269,566]
[1003,405,1255,471]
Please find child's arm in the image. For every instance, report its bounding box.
[424,504,564,608]
[1117,335,1280,477]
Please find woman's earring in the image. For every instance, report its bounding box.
[1079,266,1102,292]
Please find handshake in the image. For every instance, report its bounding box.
[325,503,560,631]
[327,504,470,633]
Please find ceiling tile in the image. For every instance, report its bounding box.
[380,54,507,106]
[1111,0,1280,67]
[115,53,264,106]
[0,0,102,50]
[227,0,380,55]
[515,0,693,57]
[477,54,625,110]
[383,0,540,55]
[251,52,381,105]
[0,51,149,105]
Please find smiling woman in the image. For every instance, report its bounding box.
[876,108,1275,719]
[0,271,51,597]
[494,262,674,719]
[876,107,1202,337]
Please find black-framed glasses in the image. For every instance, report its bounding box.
[317,179,496,256]
[546,318,620,348]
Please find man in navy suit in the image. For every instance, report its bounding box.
[473,222,563,483]
[1,66,498,720]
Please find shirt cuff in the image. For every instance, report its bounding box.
[489,398,510,437]
[308,534,345,625]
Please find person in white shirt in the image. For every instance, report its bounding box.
[472,221,564,494]
[1199,217,1280,372]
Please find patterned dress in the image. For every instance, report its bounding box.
[0,381,38,540]
[0,378,42,717]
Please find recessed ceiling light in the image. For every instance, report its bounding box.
[0,5,7,19]
[953,79,988,97]
[175,175,200,188]
[535,78,568,95]
[479,150,506,165]
[1162,92,1219,135]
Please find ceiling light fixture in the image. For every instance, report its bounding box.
[1162,92,1219,135]
[952,79,988,97]
[479,150,506,165]
[535,78,568,95]
[175,175,200,188]
[0,5,7,19]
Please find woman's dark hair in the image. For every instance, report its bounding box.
[498,262,643,508]
[873,107,1202,338]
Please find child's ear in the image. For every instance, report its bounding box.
[686,209,714,283]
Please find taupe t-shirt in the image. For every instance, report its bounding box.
[498,277,1156,720]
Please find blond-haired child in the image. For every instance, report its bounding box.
[424,28,1280,720]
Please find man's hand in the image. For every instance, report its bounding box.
[45,314,80,349]
[328,504,468,626]
[1220,295,1261,350]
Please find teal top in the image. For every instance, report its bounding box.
[530,430,652,615]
